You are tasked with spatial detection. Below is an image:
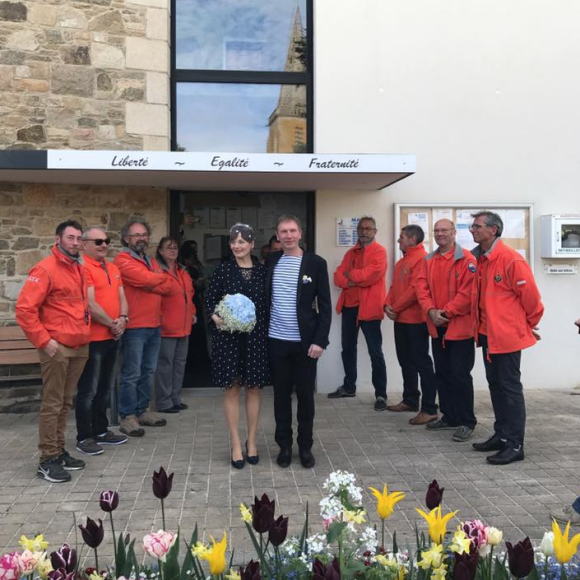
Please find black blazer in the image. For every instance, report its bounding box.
[266,250,332,350]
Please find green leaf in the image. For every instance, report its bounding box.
[115,532,126,578]
[181,525,200,579]
[393,530,398,555]
[244,522,272,579]
[326,521,348,545]
[299,502,309,554]
[163,530,181,580]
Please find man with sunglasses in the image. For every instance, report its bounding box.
[74,227,129,456]
[114,217,172,437]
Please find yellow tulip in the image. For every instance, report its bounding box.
[239,503,252,523]
[369,485,406,520]
[449,530,472,555]
[200,532,227,576]
[418,543,444,569]
[552,519,580,564]
[431,563,448,580]
[415,506,458,544]
[19,534,48,552]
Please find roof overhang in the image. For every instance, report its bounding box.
[0,150,415,192]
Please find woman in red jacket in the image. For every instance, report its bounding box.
[155,237,197,413]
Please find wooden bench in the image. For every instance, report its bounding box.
[0,326,41,384]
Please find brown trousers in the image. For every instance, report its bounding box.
[38,344,89,462]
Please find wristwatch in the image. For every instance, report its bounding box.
[121,315,129,322]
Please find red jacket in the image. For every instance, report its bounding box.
[334,240,387,321]
[471,239,544,354]
[385,244,427,324]
[16,245,91,349]
[113,250,171,329]
[160,265,196,338]
[413,243,477,340]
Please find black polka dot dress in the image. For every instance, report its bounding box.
[205,257,270,389]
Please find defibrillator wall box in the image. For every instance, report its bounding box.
[541,214,580,258]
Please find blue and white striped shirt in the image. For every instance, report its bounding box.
[269,255,302,342]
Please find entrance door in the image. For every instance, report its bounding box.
[171,190,313,388]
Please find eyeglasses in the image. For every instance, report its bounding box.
[163,245,179,250]
[469,224,485,230]
[357,227,376,232]
[85,238,111,246]
[127,233,149,238]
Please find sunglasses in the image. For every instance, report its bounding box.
[86,238,111,246]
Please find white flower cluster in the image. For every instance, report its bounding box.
[322,470,363,503]
[214,293,256,333]
[306,533,329,556]
[320,497,344,521]
[359,526,379,554]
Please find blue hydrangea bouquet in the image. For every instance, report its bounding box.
[214,293,256,333]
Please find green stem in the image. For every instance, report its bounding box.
[161,498,166,531]
[94,547,99,573]
[109,512,118,570]
[158,558,163,580]
[275,546,279,580]
[381,519,385,551]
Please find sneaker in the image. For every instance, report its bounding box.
[550,505,580,526]
[374,396,387,411]
[453,425,475,442]
[327,387,356,399]
[58,449,85,471]
[426,417,456,430]
[37,457,71,483]
[120,415,145,437]
[76,438,104,456]
[96,431,128,445]
[138,410,167,427]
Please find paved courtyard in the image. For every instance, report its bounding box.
[0,387,579,563]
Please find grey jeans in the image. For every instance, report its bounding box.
[155,336,189,411]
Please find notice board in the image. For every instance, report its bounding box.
[394,204,534,266]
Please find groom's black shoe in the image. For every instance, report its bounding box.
[472,434,505,452]
[299,449,315,468]
[276,447,292,468]
[487,445,524,465]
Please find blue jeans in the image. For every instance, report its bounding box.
[119,327,162,418]
[341,306,387,398]
[573,497,580,514]
[75,339,118,441]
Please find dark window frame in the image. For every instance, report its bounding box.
[170,0,314,154]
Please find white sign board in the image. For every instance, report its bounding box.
[336,217,360,247]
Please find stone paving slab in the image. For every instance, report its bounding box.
[0,388,579,563]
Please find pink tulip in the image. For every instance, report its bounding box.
[0,552,21,580]
[18,550,41,574]
[143,531,176,562]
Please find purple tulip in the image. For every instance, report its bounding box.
[79,517,105,549]
[453,545,479,580]
[506,538,534,578]
[47,569,75,580]
[312,558,341,580]
[268,515,288,547]
[99,490,119,513]
[426,480,445,510]
[49,544,77,573]
[240,560,261,580]
[251,493,275,534]
[152,467,174,500]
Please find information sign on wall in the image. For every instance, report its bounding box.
[336,217,360,247]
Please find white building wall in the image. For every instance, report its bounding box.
[314,0,580,391]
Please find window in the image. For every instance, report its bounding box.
[172,0,312,153]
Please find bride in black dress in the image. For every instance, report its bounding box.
[205,223,270,469]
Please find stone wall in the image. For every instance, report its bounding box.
[0,0,171,151]
[0,181,169,324]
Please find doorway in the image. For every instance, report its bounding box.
[170,190,314,388]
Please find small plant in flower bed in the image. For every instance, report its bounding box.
[1,470,579,580]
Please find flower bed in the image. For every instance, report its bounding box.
[1,469,579,580]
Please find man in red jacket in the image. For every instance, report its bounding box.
[114,217,172,437]
[329,217,388,411]
[16,220,90,483]
[413,219,478,442]
[470,211,544,465]
[385,225,437,425]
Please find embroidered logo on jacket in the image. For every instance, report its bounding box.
[468,263,477,273]
[494,274,502,283]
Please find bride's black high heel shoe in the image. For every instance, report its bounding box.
[231,449,245,469]
[245,441,259,465]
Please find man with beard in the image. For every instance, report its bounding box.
[16,220,91,482]
[114,217,171,437]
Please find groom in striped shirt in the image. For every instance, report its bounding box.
[266,214,332,469]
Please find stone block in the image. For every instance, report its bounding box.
[6,30,39,52]
[146,72,168,104]
[23,184,56,208]
[15,79,48,92]
[91,43,124,69]
[28,4,56,26]
[12,237,39,251]
[57,7,88,29]
[51,65,94,97]
[16,125,46,143]
[16,250,44,275]
[126,102,168,137]
[127,0,168,7]
[89,10,124,33]
[125,188,167,211]
[146,8,168,41]
[0,50,25,65]
[60,45,91,65]
[0,65,13,90]
[126,37,168,72]
[14,65,29,78]
[143,135,169,151]
[0,1,26,21]
[97,72,113,91]
[116,78,144,101]
[46,108,76,129]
